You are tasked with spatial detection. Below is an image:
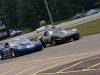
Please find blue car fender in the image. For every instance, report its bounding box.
[32,40,43,50]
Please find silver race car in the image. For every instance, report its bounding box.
[39,27,81,47]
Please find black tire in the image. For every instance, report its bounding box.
[70,38,74,42]
[42,43,46,48]
[73,35,79,41]
[0,51,4,60]
[1,55,6,60]
[11,49,19,57]
[11,50,15,57]
[50,37,56,46]
[0,56,4,60]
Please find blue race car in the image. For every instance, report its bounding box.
[0,38,43,60]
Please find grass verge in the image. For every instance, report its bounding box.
[65,18,100,37]
[22,28,32,34]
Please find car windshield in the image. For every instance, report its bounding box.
[9,38,30,46]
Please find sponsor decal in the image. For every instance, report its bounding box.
[0,16,10,40]
[0,25,6,29]
[26,45,34,48]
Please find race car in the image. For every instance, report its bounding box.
[35,25,53,33]
[0,38,43,60]
[38,27,80,47]
[9,29,23,37]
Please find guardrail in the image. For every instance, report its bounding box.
[1,13,100,42]
[56,13,100,28]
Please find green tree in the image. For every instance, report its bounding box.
[17,0,47,30]
[0,0,100,31]
[49,0,74,21]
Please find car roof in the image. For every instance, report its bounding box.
[36,25,53,30]
[36,26,45,30]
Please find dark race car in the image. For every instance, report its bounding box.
[0,38,43,60]
[38,27,80,47]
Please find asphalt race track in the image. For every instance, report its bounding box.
[38,54,100,75]
[0,33,100,75]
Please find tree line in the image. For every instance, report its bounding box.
[0,0,100,31]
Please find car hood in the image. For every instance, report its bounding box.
[11,42,34,49]
[12,40,42,49]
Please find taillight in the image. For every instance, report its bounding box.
[62,37,66,40]
[75,34,79,37]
